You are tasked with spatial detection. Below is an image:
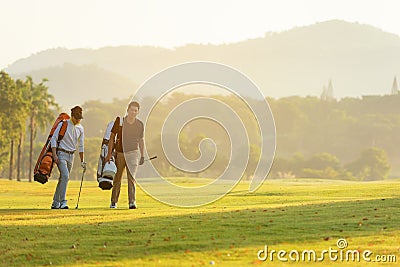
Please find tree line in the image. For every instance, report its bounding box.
[0,71,58,181]
[1,70,398,181]
[80,93,396,181]
[267,95,398,180]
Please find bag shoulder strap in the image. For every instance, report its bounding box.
[115,117,123,149]
[115,116,122,127]
[115,116,123,135]
[57,120,68,143]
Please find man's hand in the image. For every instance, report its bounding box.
[52,154,59,164]
[81,161,87,170]
[139,156,144,165]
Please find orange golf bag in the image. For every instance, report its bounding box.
[33,113,70,184]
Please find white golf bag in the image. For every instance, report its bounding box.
[97,118,120,190]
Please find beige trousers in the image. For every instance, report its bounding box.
[111,150,139,204]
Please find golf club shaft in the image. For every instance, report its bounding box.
[144,156,157,161]
[75,169,86,209]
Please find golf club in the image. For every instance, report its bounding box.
[144,155,157,161]
[75,168,86,209]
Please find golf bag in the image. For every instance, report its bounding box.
[34,113,70,184]
[97,117,120,190]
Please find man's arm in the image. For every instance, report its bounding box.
[139,138,144,165]
[79,128,86,169]
[52,147,58,164]
[105,132,116,162]
[139,138,144,156]
[79,152,84,163]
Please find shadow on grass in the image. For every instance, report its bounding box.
[0,197,399,266]
[227,190,287,196]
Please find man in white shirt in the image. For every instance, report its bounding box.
[50,106,86,209]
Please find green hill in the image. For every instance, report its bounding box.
[6,20,400,108]
[14,63,138,108]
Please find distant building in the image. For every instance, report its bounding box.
[320,85,327,99]
[320,79,335,101]
[390,76,398,95]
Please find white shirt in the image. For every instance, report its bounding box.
[50,119,84,153]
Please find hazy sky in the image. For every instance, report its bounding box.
[1,0,400,69]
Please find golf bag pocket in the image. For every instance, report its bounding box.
[98,177,113,190]
[98,160,117,190]
[34,151,54,184]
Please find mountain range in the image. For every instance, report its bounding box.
[6,20,400,108]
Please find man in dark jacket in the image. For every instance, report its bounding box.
[105,101,144,209]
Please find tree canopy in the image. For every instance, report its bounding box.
[1,71,399,181]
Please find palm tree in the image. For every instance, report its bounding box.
[0,71,22,180]
[0,71,12,177]
[25,76,58,182]
[15,79,29,181]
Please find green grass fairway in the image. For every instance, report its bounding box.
[0,178,399,266]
